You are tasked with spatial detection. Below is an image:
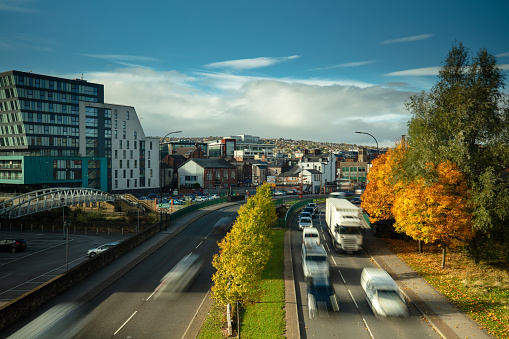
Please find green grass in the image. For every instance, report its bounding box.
[198,229,286,339]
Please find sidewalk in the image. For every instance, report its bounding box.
[362,229,494,339]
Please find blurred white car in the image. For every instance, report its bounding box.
[154,253,203,299]
[303,227,320,244]
[360,267,408,317]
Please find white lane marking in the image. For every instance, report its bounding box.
[0,273,12,279]
[330,256,337,266]
[195,241,203,249]
[338,269,346,284]
[324,243,331,252]
[146,290,157,301]
[114,311,137,335]
[348,289,359,308]
[181,290,211,339]
[363,318,375,338]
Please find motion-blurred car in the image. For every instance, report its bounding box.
[299,217,313,231]
[86,242,119,258]
[302,227,320,244]
[211,216,235,234]
[274,191,285,196]
[0,239,27,253]
[154,253,203,299]
[361,267,408,317]
[307,275,339,319]
[351,197,362,205]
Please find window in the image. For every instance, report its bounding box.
[114,170,118,178]
[119,140,122,149]
[134,131,137,139]
[114,130,118,139]
[115,180,118,188]
[114,120,117,129]
[123,170,126,178]
[207,172,212,180]
[216,171,220,179]
[123,150,126,159]
[126,111,129,120]
[231,171,236,179]
[134,160,137,168]
[119,160,122,168]
[123,130,126,139]
[127,140,129,149]
[130,150,133,159]
[123,121,126,129]
[130,169,133,178]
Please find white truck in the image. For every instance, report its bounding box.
[325,198,363,253]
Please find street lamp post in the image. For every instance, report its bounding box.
[355,131,379,159]
[160,130,182,229]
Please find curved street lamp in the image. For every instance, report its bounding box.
[160,130,182,229]
[355,131,378,150]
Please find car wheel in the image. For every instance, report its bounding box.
[89,252,96,258]
[11,247,16,253]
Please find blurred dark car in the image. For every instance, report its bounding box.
[351,197,362,205]
[307,276,339,319]
[0,239,27,253]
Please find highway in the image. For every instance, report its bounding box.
[2,204,239,338]
[291,205,441,339]
[0,230,131,307]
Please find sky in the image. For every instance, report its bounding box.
[1,0,508,148]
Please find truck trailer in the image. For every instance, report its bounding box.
[325,198,363,253]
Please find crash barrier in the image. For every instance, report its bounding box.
[0,219,162,331]
[284,198,314,229]
[168,195,245,223]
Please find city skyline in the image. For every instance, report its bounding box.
[1,0,508,147]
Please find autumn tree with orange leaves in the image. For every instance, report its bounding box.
[392,161,474,268]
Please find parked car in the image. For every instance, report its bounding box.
[87,242,119,258]
[299,217,313,231]
[0,239,27,253]
[307,276,339,318]
[360,267,408,317]
[210,194,220,199]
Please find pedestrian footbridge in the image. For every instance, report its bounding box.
[0,188,114,219]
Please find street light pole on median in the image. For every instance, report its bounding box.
[160,130,182,228]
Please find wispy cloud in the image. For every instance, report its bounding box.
[496,52,509,58]
[204,55,300,71]
[0,0,36,13]
[381,34,433,45]
[309,60,376,71]
[385,66,440,76]
[80,54,158,63]
[0,34,54,51]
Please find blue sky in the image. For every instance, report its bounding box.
[1,0,508,147]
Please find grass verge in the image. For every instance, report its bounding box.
[198,229,286,339]
[384,239,509,339]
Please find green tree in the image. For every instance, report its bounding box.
[211,183,277,332]
[405,42,509,261]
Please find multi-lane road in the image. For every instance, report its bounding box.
[2,201,442,338]
[2,204,239,338]
[291,206,440,339]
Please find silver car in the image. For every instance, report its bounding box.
[299,217,313,230]
[86,242,119,258]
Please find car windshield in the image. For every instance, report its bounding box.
[306,255,327,262]
[301,218,312,223]
[305,233,318,238]
[338,226,362,235]
[378,290,402,301]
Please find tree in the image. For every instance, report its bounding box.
[405,42,509,260]
[392,161,474,268]
[362,140,408,224]
[211,183,277,334]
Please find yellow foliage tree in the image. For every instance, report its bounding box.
[392,161,474,268]
[362,140,408,223]
[211,183,277,306]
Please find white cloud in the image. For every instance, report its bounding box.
[204,55,300,71]
[310,60,376,71]
[80,67,412,147]
[381,34,433,45]
[385,66,440,76]
[495,52,509,58]
[80,54,158,62]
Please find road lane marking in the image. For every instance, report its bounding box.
[0,273,12,279]
[337,269,346,284]
[0,239,74,267]
[363,318,375,338]
[330,256,337,266]
[195,241,203,249]
[114,311,137,335]
[146,290,157,301]
[348,289,359,308]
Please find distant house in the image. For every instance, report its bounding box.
[178,158,237,189]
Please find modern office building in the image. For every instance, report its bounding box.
[0,70,159,193]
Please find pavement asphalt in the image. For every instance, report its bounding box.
[4,202,496,338]
[283,223,495,339]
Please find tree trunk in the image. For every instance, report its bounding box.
[418,240,422,253]
[227,303,232,336]
[441,244,446,269]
